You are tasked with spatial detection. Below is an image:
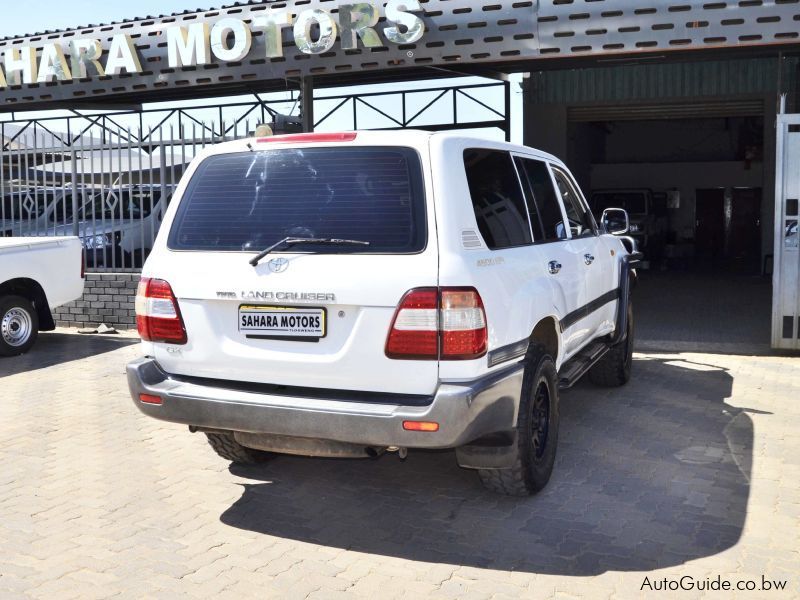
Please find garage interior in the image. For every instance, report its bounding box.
[524,56,797,351]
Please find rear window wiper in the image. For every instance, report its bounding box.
[249,237,371,267]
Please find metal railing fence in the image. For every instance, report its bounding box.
[0,121,245,271]
[0,80,509,272]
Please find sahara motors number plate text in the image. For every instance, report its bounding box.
[239,305,326,339]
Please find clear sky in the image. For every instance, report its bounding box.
[0,1,217,37]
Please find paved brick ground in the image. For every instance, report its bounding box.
[0,330,798,599]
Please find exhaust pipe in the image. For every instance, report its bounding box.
[365,447,386,459]
[386,446,409,460]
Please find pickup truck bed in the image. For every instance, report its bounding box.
[0,237,85,355]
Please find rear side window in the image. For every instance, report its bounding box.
[552,167,596,238]
[168,147,426,253]
[464,149,532,249]
[516,158,566,242]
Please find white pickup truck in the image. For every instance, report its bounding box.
[128,131,640,496]
[0,237,85,356]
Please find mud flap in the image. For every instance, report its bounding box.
[455,431,519,470]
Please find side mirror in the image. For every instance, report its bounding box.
[601,208,630,236]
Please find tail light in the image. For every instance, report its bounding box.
[80,250,85,279]
[440,288,488,359]
[135,277,187,344]
[386,287,487,361]
[385,288,439,359]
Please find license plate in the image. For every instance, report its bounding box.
[239,305,326,340]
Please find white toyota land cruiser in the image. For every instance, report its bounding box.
[127,130,638,496]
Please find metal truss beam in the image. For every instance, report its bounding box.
[1,81,511,147]
[0,1,795,111]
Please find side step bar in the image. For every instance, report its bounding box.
[558,341,609,389]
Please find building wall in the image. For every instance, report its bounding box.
[590,161,770,256]
[53,273,138,330]
[525,58,782,107]
[524,56,785,161]
[524,57,786,264]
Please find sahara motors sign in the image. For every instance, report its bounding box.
[0,1,425,87]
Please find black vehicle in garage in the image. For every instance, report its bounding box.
[591,189,668,261]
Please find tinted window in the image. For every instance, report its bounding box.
[552,168,595,238]
[1,192,50,220]
[47,194,74,224]
[516,158,566,242]
[464,149,532,249]
[79,188,165,221]
[49,190,101,224]
[169,148,426,253]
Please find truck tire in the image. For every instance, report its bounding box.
[478,345,559,496]
[589,301,634,387]
[204,432,272,465]
[0,295,39,357]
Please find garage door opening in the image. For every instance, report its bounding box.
[567,110,773,351]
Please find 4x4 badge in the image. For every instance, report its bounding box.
[268,258,289,273]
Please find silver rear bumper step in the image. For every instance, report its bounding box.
[127,357,525,450]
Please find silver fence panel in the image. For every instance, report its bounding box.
[773,108,800,350]
[0,80,509,272]
[0,124,226,272]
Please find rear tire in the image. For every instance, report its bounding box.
[478,345,560,496]
[589,301,634,387]
[205,433,272,465]
[0,296,39,357]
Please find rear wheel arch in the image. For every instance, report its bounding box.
[528,316,560,367]
[0,278,54,331]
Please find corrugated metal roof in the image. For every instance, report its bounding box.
[568,99,766,121]
[528,58,781,105]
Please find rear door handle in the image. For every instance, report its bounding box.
[548,261,562,274]
[584,254,595,265]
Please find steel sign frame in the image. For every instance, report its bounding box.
[538,0,800,57]
[0,0,798,110]
[0,0,538,110]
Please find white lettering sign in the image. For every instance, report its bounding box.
[37,44,72,82]
[210,18,252,62]
[167,23,211,68]
[5,47,37,86]
[0,1,426,89]
[70,39,105,78]
[105,34,142,76]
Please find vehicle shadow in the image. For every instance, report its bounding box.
[220,356,754,575]
[0,331,137,378]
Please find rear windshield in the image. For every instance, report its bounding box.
[168,147,426,253]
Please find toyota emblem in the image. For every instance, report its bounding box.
[268,258,289,273]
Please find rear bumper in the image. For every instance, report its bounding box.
[126,358,524,449]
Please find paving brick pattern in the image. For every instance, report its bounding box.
[0,331,798,598]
